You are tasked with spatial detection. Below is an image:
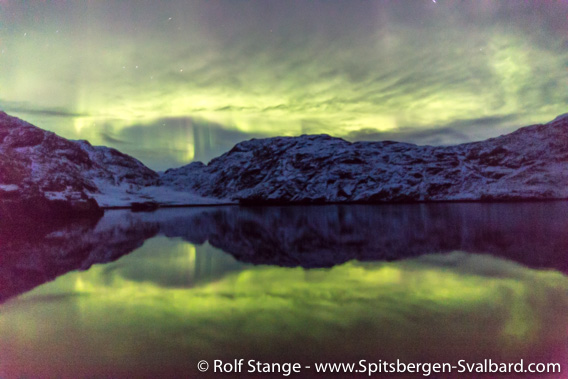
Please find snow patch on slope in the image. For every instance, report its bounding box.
[88,180,230,207]
[0,184,19,192]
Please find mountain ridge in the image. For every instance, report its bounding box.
[1,110,568,217]
[162,114,568,203]
[0,111,224,221]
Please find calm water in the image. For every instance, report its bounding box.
[0,203,567,378]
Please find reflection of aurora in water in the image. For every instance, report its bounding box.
[3,202,568,302]
[1,242,567,378]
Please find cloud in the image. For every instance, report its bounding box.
[1,1,567,166]
[0,100,87,118]
[346,115,522,146]
[99,133,130,146]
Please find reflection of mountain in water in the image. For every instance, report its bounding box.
[0,214,159,303]
[1,202,568,303]
[172,203,568,269]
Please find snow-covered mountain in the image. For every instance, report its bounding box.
[0,111,224,218]
[3,110,568,213]
[162,113,568,203]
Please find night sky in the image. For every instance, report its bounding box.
[1,1,567,170]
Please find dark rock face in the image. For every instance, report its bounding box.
[0,195,103,224]
[162,114,568,203]
[0,111,159,215]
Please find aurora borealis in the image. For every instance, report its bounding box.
[1,1,567,170]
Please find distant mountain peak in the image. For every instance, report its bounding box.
[2,112,568,218]
[162,113,568,204]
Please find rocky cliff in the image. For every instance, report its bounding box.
[3,111,568,211]
[162,113,568,203]
[0,112,224,218]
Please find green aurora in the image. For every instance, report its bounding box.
[1,1,567,169]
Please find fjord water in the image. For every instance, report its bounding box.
[0,203,567,378]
